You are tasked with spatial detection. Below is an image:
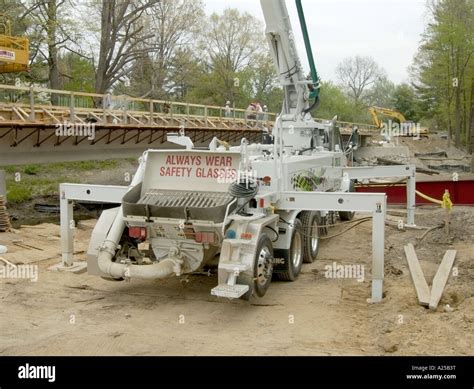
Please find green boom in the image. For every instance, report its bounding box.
[295,0,320,100]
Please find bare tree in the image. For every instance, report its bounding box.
[122,0,204,99]
[336,55,386,104]
[20,0,83,99]
[94,0,159,95]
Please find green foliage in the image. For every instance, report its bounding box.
[24,164,41,175]
[3,159,121,204]
[392,84,422,122]
[2,166,18,174]
[61,53,96,93]
[412,0,473,147]
[47,160,118,172]
[316,81,361,122]
[185,8,275,109]
[7,183,32,203]
[366,77,396,108]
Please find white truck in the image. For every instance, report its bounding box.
[85,0,415,301]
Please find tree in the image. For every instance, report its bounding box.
[365,76,396,108]
[94,0,159,95]
[116,0,205,100]
[197,8,267,106]
[167,47,204,100]
[412,0,473,149]
[392,83,421,122]
[316,81,359,122]
[20,0,84,99]
[336,55,386,105]
[250,52,281,112]
[60,53,95,93]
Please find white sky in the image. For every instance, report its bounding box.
[204,0,428,84]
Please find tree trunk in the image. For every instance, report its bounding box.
[454,52,462,148]
[454,87,462,148]
[95,0,113,97]
[46,0,61,105]
[467,76,474,154]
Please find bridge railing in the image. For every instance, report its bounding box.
[0,84,380,134]
[0,84,277,126]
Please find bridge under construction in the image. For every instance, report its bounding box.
[0,84,377,165]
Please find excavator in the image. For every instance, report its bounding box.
[368,106,428,136]
[369,106,406,129]
[0,14,29,74]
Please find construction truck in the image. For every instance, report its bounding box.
[87,0,413,301]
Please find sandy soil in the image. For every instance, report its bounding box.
[0,205,472,356]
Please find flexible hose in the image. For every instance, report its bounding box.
[228,179,258,198]
[415,189,453,209]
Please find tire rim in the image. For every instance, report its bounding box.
[291,230,302,268]
[257,246,272,286]
[310,220,319,254]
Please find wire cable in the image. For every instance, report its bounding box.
[265,225,280,243]
[279,216,373,240]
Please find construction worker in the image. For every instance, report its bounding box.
[224,101,232,118]
[246,103,257,124]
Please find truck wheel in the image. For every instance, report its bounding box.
[239,234,274,300]
[300,211,320,263]
[339,180,356,221]
[275,219,303,281]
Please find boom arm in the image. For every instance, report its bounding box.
[260,0,319,117]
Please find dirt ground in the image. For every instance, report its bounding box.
[0,204,472,356]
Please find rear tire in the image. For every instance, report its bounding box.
[239,234,273,300]
[300,211,320,263]
[275,219,303,281]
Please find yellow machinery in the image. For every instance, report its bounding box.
[368,106,407,129]
[368,106,428,135]
[0,14,29,73]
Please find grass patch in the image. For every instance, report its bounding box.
[24,164,41,175]
[1,159,120,176]
[2,159,125,204]
[1,166,18,174]
[5,176,81,202]
[46,159,119,172]
[7,183,33,203]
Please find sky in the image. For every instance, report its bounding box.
[204,0,428,84]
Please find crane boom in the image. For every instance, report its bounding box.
[260,0,332,153]
[260,0,316,117]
